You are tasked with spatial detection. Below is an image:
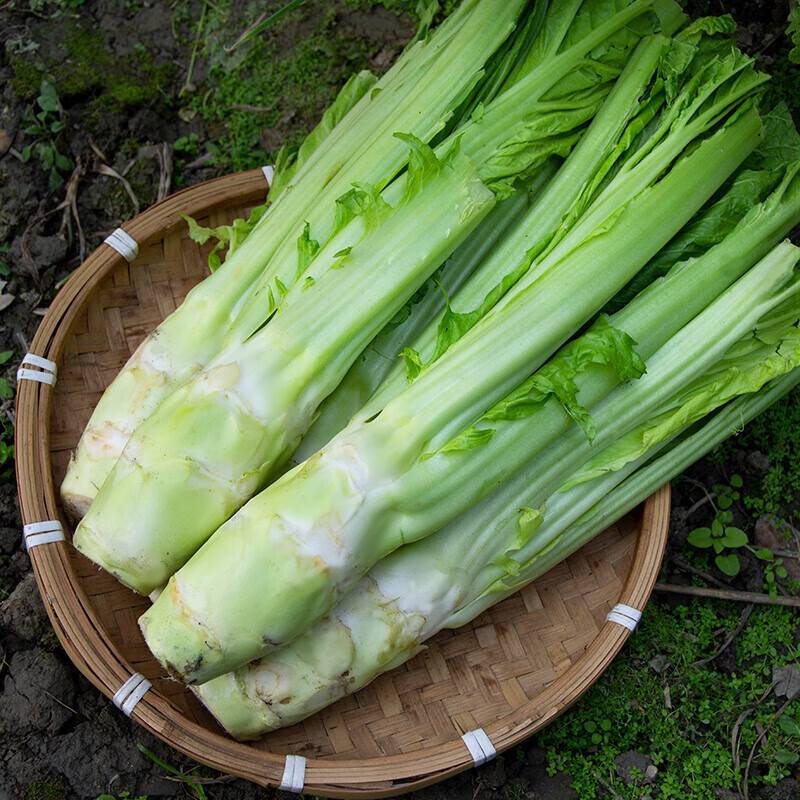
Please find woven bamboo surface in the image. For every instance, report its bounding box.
[16,169,671,798]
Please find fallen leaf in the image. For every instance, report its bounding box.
[0,128,10,157]
[0,294,14,312]
[648,654,671,674]
[773,664,800,698]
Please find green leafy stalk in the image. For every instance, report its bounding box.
[295,183,543,460]
[139,109,762,685]
[75,139,495,596]
[76,0,678,595]
[194,274,800,738]
[60,0,530,517]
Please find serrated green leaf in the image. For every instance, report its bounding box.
[789,6,800,65]
[295,222,320,282]
[402,347,424,382]
[54,153,73,171]
[715,553,740,576]
[484,316,645,444]
[436,425,495,456]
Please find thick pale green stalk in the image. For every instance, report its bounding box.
[76,0,676,596]
[395,165,800,525]
[139,112,761,685]
[296,185,541,460]
[453,364,800,624]
[74,146,495,595]
[195,301,800,739]
[345,33,691,427]
[60,0,528,516]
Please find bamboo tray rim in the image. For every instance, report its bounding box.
[15,168,671,799]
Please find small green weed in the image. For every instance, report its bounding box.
[20,81,74,189]
[7,0,85,16]
[96,792,147,800]
[0,351,15,482]
[137,744,207,800]
[24,777,67,800]
[712,391,800,525]
[687,475,748,576]
[0,243,11,278]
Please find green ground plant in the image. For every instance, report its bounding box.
[0,243,10,278]
[0,350,15,483]
[712,391,800,526]
[188,1,418,171]
[535,600,800,798]
[20,80,74,189]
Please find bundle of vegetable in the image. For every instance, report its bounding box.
[60,0,542,517]
[191,129,800,733]
[187,230,800,729]
[139,56,770,684]
[73,0,687,596]
[197,339,800,740]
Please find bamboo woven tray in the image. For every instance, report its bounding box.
[15,169,671,798]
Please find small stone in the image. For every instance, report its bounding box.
[773,664,800,699]
[648,654,671,674]
[614,751,657,785]
[746,450,770,475]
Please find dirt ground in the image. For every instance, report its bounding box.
[1,2,798,799]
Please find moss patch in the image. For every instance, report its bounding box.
[191,1,412,171]
[24,778,66,800]
[9,21,174,108]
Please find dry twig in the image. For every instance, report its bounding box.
[21,157,87,283]
[654,583,800,608]
[741,687,800,799]
[96,163,141,216]
[673,555,730,590]
[732,681,775,773]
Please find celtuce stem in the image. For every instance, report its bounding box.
[59,0,529,516]
[139,111,763,685]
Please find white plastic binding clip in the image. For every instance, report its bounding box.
[261,164,275,185]
[23,520,65,551]
[16,353,57,387]
[279,754,306,793]
[462,728,496,766]
[112,673,151,717]
[104,228,139,262]
[606,603,642,632]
